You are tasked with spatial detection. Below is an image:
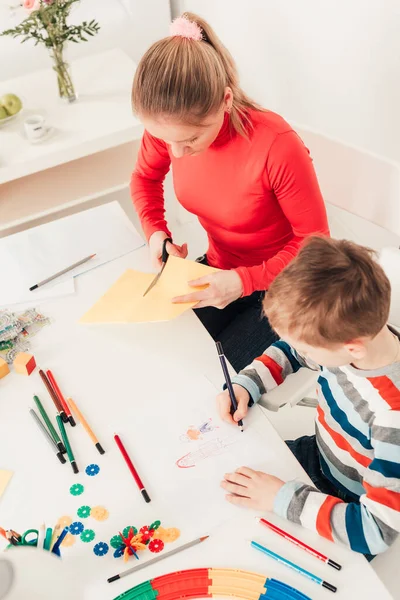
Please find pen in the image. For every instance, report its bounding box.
[216,341,243,431]
[114,434,150,503]
[29,254,96,291]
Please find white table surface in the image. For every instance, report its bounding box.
[0,247,392,600]
[0,48,142,184]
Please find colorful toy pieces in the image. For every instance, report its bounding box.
[110,521,180,562]
[0,358,10,379]
[13,352,36,376]
[112,568,312,600]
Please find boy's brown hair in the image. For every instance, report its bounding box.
[264,236,391,346]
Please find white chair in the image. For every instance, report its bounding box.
[259,127,400,412]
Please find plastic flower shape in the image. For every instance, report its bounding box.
[80,529,95,543]
[148,539,164,553]
[170,16,202,41]
[77,505,91,519]
[93,542,109,556]
[69,521,84,536]
[113,546,124,558]
[85,464,100,477]
[23,0,40,11]
[139,525,154,543]
[69,483,84,496]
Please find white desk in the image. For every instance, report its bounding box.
[0,49,143,235]
[0,248,391,600]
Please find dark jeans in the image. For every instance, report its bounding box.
[193,255,278,372]
[286,434,375,561]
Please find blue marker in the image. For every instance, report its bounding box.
[52,526,69,556]
[251,541,337,593]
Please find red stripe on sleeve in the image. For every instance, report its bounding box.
[317,406,372,468]
[256,355,284,385]
[316,496,344,541]
[367,376,400,410]
[364,482,400,512]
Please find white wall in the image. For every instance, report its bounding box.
[0,0,171,80]
[177,0,400,165]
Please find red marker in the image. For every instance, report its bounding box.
[114,434,151,503]
[46,370,76,427]
[258,518,341,571]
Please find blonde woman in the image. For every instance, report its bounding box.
[131,13,329,371]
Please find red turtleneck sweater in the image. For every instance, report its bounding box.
[131,110,329,296]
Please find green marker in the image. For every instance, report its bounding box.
[33,395,66,454]
[56,414,78,474]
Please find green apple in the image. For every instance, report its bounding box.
[0,106,9,120]
[0,93,23,116]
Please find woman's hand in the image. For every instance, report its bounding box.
[221,467,285,511]
[149,231,188,268]
[172,270,243,309]
[216,385,250,426]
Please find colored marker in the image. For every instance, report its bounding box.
[29,408,66,464]
[114,434,150,503]
[46,370,76,426]
[33,395,66,454]
[68,396,105,454]
[39,369,68,423]
[216,341,243,431]
[56,415,78,474]
[251,541,337,593]
[108,535,209,582]
[52,526,68,555]
[258,518,341,570]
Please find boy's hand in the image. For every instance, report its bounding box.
[216,385,250,426]
[221,467,285,511]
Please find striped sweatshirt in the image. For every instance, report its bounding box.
[232,338,400,554]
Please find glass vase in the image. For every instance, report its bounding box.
[50,45,77,103]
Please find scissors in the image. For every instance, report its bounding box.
[8,528,53,551]
[143,237,172,297]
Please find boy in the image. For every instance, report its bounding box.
[217,236,400,556]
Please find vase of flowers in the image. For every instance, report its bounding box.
[1,0,100,103]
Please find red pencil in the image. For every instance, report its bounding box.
[39,369,68,424]
[114,434,151,503]
[46,370,76,427]
[258,518,341,571]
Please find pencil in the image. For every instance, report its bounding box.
[56,415,78,474]
[216,341,244,431]
[29,253,96,291]
[251,540,337,593]
[29,408,66,464]
[39,369,68,424]
[52,526,68,555]
[107,535,209,582]
[258,517,342,570]
[46,370,76,426]
[33,395,66,454]
[67,397,105,455]
[114,434,150,503]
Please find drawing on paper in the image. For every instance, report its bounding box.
[176,437,236,468]
[179,418,218,442]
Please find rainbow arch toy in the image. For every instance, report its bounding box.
[113,568,311,600]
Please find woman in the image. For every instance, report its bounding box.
[131,13,329,371]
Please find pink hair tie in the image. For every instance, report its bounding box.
[170,16,203,41]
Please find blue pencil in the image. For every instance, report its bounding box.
[52,526,69,556]
[251,541,337,593]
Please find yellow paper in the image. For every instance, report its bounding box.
[80,256,219,324]
[0,470,13,499]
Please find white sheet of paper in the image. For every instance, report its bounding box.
[0,202,144,308]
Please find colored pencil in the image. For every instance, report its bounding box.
[251,541,337,593]
[108,535,209,582]
[29,253,96,291]
[67,396,105,455]
[46,370,76,426]
[258,517,342,570]
[114,434,150,503]
[29,408,66,464]
[33,395,66,454]
[39,369,68,423]
[216,341,243,431]
[37,523,46,549]
[52,526,68,555]
[56,415,78,474]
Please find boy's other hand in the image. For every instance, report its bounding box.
[221,467,285,512]
[216,385,250,425]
